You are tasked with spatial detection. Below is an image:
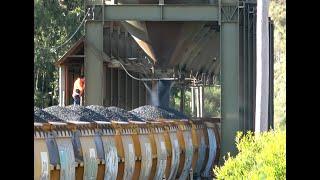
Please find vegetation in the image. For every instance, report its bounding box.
[203,86,221,117]
[214,128,286,180]
[34,0,84,107]
[170,85,221,118]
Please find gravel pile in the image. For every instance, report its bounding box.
[106,106,144,122]
[85,105,108,115]
[130,105,189,120]
[161,106,189,119]
[34,106,62,123]
[41,104,175,122]
[43,105,82,122]
[86,105,126,122]
[66,105,108,122]
[34,107,47,123]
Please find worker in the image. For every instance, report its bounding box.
[73,89,81,105]
[72,75,85,105]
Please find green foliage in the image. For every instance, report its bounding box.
[204,86,221,117]
[169,87,192,116]
[214,129,286,180]
[184,90,192,116]
[34,0,84,107]
[170,85,221,117]
[170,87,180,110]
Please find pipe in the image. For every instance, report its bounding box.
[115,59,196,82]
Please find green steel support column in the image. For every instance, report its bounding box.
[248,5,254,131]
[220,1,240,159]
[84,21,104,105]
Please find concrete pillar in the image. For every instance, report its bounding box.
[255,0,270,132]
[84,21,104,105]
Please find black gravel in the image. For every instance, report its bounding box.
[161,106,189,119]
[41,104,182,122]
[34,106,62,123]
[85,105,108,115]
[66,105,109,122]
[34,107,47,123]
[106,106,144,122]
[85,105,116,122]
[130,105,189,120]
[43,105,82,122]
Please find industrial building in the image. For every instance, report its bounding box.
[34,0,274,179]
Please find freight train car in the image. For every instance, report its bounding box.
[34,105,220,180]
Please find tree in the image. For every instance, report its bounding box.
[203,86,221,117]
[34,0,84,107]
[214,129,286,179]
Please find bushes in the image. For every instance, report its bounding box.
[214,129,286,180]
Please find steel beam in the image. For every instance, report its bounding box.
[268,18,274,129]
[84,21,104,105]
[100,5,219,21]
[220,20,239,158]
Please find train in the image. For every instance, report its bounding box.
[34,106,220,180]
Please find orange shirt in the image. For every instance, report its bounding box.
[72,78,85,97]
